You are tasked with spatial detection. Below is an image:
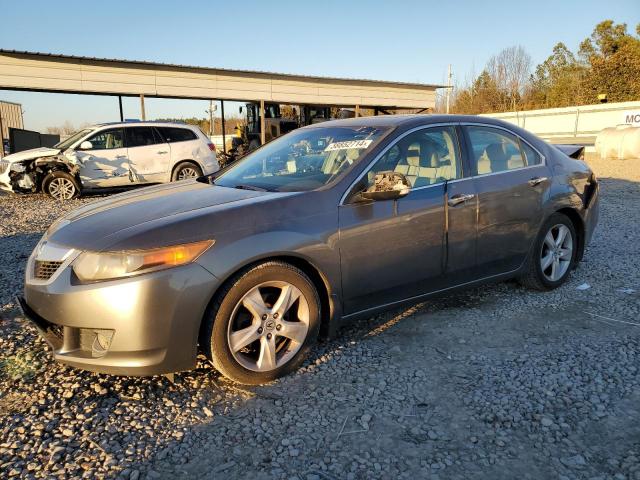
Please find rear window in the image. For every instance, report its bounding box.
[156,127,198,143]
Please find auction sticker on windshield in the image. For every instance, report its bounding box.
[324,139,373,151]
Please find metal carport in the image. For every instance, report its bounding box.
[0,50,443,147]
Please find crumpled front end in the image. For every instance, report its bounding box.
[0,153,81,194]
[0,159,14,191]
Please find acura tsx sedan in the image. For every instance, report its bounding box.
[18,115,599,384]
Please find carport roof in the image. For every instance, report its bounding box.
[0,49,446,90]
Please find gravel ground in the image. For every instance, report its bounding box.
[0,156,638,480]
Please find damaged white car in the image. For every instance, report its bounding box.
[0,122,220,199]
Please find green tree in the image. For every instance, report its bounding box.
[528,42,587,108]
[579,20,640,103]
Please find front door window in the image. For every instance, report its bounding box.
[362,126,461,189]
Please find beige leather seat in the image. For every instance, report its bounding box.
[395,144,439,187]
[478,143,509,174]
[478,142,525,174]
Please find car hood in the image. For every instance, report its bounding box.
[49,180,275,250]
[3,147,61,163]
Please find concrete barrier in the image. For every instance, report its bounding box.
[482,101,640,148]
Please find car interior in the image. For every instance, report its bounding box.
[367,128,458,188]
[476,142,526,174]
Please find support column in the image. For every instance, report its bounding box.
[260,99,265,146]
[0,113,4,159]
[118,96,124,122]
[140,94,146,121]
[209,100,214,137]
[221,100,226,154]
[355,105,360,118]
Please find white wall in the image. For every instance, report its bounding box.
[481,101,640,141]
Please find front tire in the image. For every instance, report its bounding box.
[42,171,80,200]
[520,213,577,291]
[203,261,320,385]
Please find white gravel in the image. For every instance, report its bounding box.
[0,156,639,480]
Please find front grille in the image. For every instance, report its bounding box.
[34,260,64,280]
[0,160,9,175]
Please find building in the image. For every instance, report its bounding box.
[0,100,24,155]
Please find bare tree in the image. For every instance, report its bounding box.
[486,46,532,110]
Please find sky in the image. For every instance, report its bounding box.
[0,0,638,132]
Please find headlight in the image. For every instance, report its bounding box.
[10,163,26,173]
[73,240,214,282]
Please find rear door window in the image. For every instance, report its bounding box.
[126,127,162,148]
[519,140,542,166]
[466,126,526,175]
[156,127,198,143]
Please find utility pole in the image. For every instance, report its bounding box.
[446,64,453,114]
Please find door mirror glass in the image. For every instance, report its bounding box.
[79,141,93,150]
[359,171,411,201]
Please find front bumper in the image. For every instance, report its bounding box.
[20,262,220,376]
[0,167,13,192]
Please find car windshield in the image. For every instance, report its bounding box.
[54,128,94,150]
[214,126,390,192]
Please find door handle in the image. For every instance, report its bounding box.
[528,176,548,186]
[115,155,127,159]
[157,151,168,154]
[448,193,475,206]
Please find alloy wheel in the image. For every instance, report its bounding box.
[177,167,198,180]
[540,224,573,282]
[227,281,310,372]
[49,178,76,200]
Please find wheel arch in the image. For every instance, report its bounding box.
[197,254,337,350]
[33,157,81,190]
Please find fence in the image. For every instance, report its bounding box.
[9,128,60,154]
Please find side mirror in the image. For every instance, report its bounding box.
[358,171,411,201]
[78,141,93,151]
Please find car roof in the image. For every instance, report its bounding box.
[304,114,514,130]
[90,121,199,129]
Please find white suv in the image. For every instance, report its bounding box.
[0,122,219,199]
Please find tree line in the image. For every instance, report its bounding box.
[445,20,640,114]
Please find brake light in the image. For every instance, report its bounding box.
[207,143,216,152]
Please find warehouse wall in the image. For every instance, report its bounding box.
[0,100,24,140]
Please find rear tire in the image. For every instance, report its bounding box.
[42,171,80,200]
[519,213,577,291]
[172,161,203,181]
[202,261,320,385]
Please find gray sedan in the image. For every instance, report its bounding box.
[19,115,599,384]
